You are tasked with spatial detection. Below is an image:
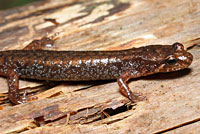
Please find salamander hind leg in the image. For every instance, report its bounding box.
[117,72,145,102]
[7,70,37,104]
[23,36,58,50]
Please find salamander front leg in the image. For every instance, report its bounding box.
[117,72,145,102]
[7,70,37,104]
[7,70,21,104]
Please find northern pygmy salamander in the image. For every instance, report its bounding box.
[0,42,193,104]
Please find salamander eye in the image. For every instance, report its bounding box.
[166,55,177,65]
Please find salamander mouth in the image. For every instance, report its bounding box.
[171,52,193,71]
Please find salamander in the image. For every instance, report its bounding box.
[0,42,193,104]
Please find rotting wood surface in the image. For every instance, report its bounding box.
[0,0,200,133]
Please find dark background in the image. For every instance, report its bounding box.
[0,0,42,10]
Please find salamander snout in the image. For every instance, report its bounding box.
[176,52,193,66]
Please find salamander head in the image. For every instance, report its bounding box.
[157,42,193,72]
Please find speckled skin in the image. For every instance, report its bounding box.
[0,42,193,104]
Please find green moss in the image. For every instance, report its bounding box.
[0,0,42,10]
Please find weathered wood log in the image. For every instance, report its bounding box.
[0,0,199,133]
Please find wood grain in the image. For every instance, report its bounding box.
[0,0,199,133]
